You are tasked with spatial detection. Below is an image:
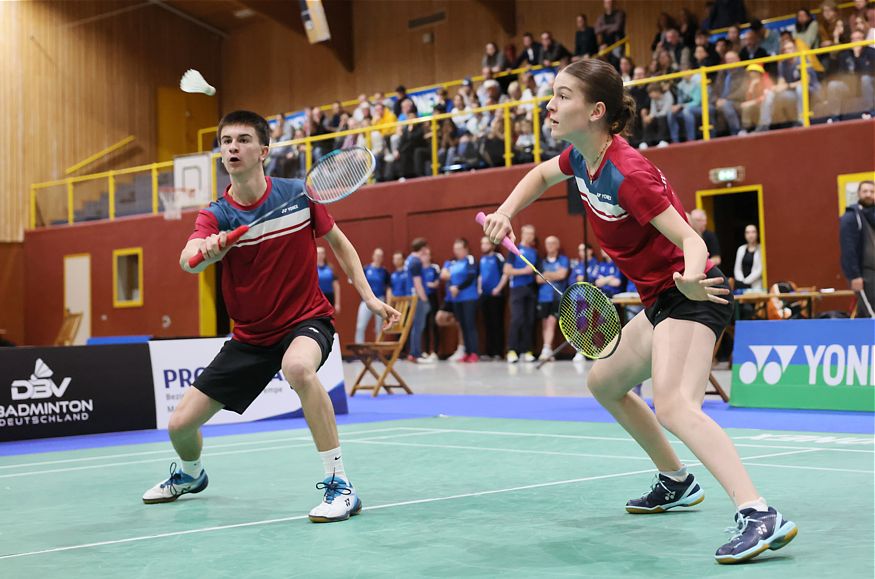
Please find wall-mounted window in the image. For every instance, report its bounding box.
[113,247,143,307]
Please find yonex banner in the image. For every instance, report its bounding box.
[731,319,875,411]
[0,345,156,441]
[148,335,347,429]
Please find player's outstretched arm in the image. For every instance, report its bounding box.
[324,224,401,328]
[482,156,569,244]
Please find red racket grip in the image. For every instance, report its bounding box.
[475,212,520,256]
[187,225,249,267]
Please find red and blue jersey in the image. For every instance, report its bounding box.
[559,137,712,306]
[189,177,335,346]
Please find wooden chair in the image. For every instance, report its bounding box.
[54,309,83,346]
[346,296,417,397]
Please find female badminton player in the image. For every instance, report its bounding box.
[142,110,400,524]
[481,60,796,563]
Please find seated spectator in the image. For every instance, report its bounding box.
[726,24,742,54]
[749,19,779,59]
[445,133,482,170]
[794,9,820,49]
[513,118,535,163]
[327,101,347,131]
[284,128,307,179]
[451,94,472,131]
[670,63,704,143]
[540,31,572,67]
[397,97,418,121]
[739,64,774,133]
[825,29,875,120]
[650,48,678,77]
[392,86,409,116]
[849,0,875,39]
[573,13,598,60]
[458,78,476,108]
[694,44,718,67]
[655,28,691,71]
[678,8,698,48]
[506,81,528,121]
[265,118,290,177]
[733,224,763,291]
[641,82,673,147]
[482,41,508,74]
[713,37,730,64]
[479,117,506,167]
[628,66,651,148]
[514,32,542,67]
[820,0,850,45]
[437,117,459,168]
[372,101,397,137]
[713,50,746,136]
[618,56,634,82]
[333,113,351,149]
[739,29,769,62]
[772,39,815,126]
[651,12,679,54]
[307,106,330,161]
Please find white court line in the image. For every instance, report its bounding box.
[391,427,875,454]
[744,462,874,474]
[0,427,408,471]
[0,447,822,561]
[0,430,439,479]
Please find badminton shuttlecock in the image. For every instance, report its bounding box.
[180,69,216,96]
[31,358,53,381]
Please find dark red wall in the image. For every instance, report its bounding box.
[23,120,874,347]
[0,243,25,345]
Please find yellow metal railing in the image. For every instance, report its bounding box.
[195,37,630,153]
[30,39,873,230]
[65,135,136,176]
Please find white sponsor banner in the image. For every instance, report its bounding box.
[148,335,344,429]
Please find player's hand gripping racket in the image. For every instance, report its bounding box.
[188,146,376,267]
[476,211,622,359]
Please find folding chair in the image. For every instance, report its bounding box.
[347,296,417,397]
[54,309,83,346]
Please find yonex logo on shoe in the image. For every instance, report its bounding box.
[739,346,797,385]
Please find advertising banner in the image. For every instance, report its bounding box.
[731,319,875,411]
[0,345,156,442]
[149,335,347,429]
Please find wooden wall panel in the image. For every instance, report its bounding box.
[1,0,221,242]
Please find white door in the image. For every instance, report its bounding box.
[63,254,91,345]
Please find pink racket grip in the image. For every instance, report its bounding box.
[475,212,520,256]
[187,225,249,267]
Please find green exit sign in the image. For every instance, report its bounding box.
[709,166,745,184]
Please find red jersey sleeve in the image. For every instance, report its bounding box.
[310,201,335,238]
[187,209,220,241]
[558,145,575,176]
[618,170,672,226]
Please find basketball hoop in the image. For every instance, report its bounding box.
[158,187,195,220]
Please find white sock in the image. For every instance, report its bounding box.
[738,497,769,512]
[659,465,688,482]
[180,459,202,478]
[319,447,347,480]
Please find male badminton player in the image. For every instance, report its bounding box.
[481,60,796,563]
[142,110,400,523]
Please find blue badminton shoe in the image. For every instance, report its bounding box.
[308,473,362,523]
[715,507,797,564]
[626,473,704,514]
[142,462,209,504]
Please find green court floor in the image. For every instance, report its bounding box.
[1,417,873,578]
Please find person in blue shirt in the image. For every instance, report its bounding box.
[405,238,430,362]
[438,258,465,361]
[594,249,624,298]
[316,246,340,314]
[504,224,539,363]
[389,251,411,298]
[355,247,390,342]
[421,246,441,362]
[448,238,480,362]
[536,236,569,361]
[478,236,509,359]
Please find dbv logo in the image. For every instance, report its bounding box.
[738,346,797,385]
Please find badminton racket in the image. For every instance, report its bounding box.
[476,211,621,359]
[189,146,375,267]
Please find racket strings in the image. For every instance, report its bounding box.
[307,148,374,202]
[558,283,622,359]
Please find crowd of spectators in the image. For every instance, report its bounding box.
[258,0,873,182]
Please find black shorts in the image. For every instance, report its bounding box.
[439,301,455,315]
[644,267,734,340]
[536,299,560,320]
[193,317,335,414]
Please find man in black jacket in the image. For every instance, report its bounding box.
[840,180,875,317]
